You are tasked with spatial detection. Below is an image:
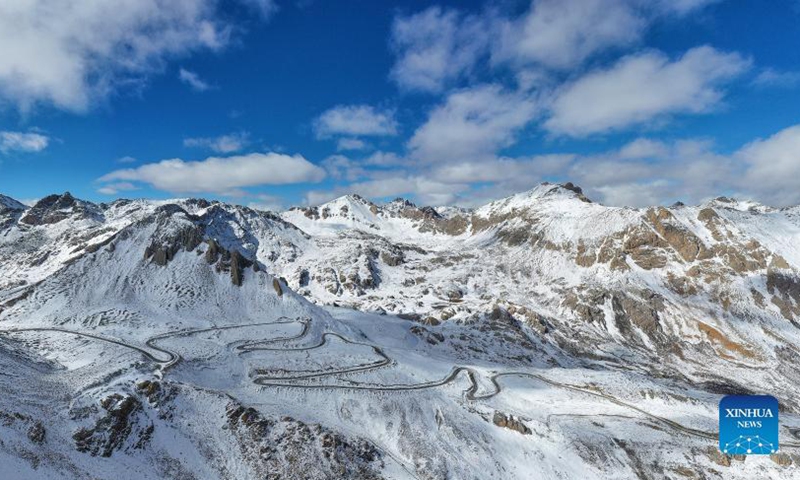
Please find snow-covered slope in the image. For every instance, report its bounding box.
[1,185,800,479]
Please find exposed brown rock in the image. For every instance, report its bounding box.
[493,411,531,435]
[770,452,793,466]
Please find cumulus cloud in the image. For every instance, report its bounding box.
[179,68,213,92]
[389,0,721,92]
[0,0,277,113]
[493,0,645,70]
[116,156,138,164]
[430,155,573,185]
[98,152,326,195]
[184,132,250,153]
[322,155,367,181]
[0,1,233,112]
[0,131,49,153]
[736,125,800,206]
[409,84,539,163]
[314,105,398,138]
[545,46,750,136]
[390,7,489,93]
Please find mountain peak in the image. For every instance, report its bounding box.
[478,182,592,216]
[20,191,101,226]
[0,194,27,211]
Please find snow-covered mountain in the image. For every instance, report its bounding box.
[1,184,799,479]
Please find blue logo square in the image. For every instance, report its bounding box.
[719,395,779,455]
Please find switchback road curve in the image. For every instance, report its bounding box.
[3,318,798,449]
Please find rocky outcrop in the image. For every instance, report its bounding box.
[225,402,384,479]
[612,291,664,339]
[767,271,800,322]
[73,394,151,457]
[27,421,46,444]
[493,412,531,435]
[20,192,101,226]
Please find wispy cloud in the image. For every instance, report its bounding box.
[184,132,250,153]
[388,0,721,93]
[336,138,368,151]
[0,131,50,154]
[752,68,800,88]
[314,105,398,138]
[179,68,213,92]
[409,84,539,163]
[390,7,489,93]
[97,182,139,196]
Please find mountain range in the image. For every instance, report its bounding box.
[1,183,799,479]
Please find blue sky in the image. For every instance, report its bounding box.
[1,0,799,209]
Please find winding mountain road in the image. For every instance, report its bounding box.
[3,318,798,449]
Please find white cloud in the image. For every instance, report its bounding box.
[389,7,489,93]
[430,154,573,185]
[736,125,800,206]
[0,1,235,113]
[305,175,466,207]
[184,132,250,153]
[752,68,800,88]
[545,46,750,136]
[98,152,326,194]
[321,151,405,181]
[0,131,49,153]
[563,137,737,206]
[616,138,670,159]
[493,0,645,70]
[302,125,800,209]
[116,156,137,164]
[363,151,404,167]
[0,1,277,113]
[314,105,398,138]
[97,182,139,196]
[409,84,539,163]
[388,0,721,92]
[322,155,366,181]
[179,68,212,92]
[336,138,368,151]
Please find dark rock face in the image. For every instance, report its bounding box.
[205,239,221,264]
[20,192,101,225]
[612,291,664,339]
[229,250,253,287]
[73,394,150,457]
[561,182,592,202]
[767,271,800,322]
[0,194,27,230]
[272,278,283,296]
[27,422,46,444]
